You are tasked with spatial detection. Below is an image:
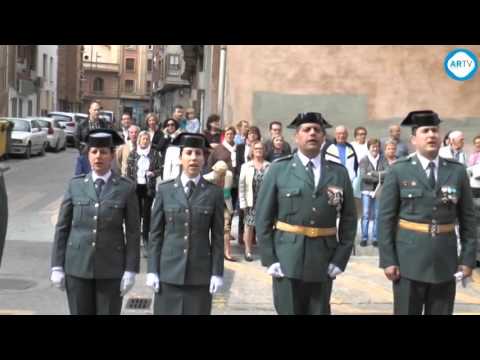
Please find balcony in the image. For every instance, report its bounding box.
[83,61,120,73]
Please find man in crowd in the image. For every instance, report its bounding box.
[324,125,358,182]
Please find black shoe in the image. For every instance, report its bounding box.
[372,241,378,247]
[224,255,237,262]
[244,253,254,262]
[360,240,368,247]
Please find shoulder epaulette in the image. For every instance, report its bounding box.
[442,157,464,166]
[158,178,176,186]
[71,173,87,180]
[273,154,293,163]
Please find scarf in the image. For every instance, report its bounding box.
[222,140,237,168]
[136,146,151,184]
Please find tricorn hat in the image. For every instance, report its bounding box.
[86,129,124,148]
[287,112,332,129]
[171,132,210,149]
[400,110,441,129]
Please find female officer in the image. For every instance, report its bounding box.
[50,129,140,315]
[146,133,224,315]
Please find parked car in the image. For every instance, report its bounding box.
[8,117,48,158]
[47,112,88,146]
[100,110,115,128]
[28,117,67,152]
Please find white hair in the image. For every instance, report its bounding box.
[449,130,463,141]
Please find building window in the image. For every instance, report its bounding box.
[49,57,53,83]
[147,59,152,72]
[148,45,153,51]
[11,98,17,117]
[18,99,23,117]
[93,77,104,93]
[125,58,135,72]
[43,54,47,78]
[146,81,151,94]
[125,45,136,50]
[28,100,33,116]
[125,80,134,93]
[168,54,180,74]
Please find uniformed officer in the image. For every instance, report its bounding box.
[255,112,357,315]
[50,129,140,315]
[146,133,224,315]
[378,110,477,315]
[0,165,8,267]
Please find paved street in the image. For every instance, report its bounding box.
[1,149,480,315]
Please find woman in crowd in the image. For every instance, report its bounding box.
[384,139,398,166]
[238,140,270,261]
[469,135,480,166]
[185,108,201,133]
[145,113,164,151]
[266,135,287,162]
[203,114,223,149]
[359,138,388,247]
[126,131,162,255]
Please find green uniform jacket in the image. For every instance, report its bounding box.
[148,176,224,285]
[255,154,357,282]
[378,155,477,284]
[51,172,140,278]
[0,166,8,267]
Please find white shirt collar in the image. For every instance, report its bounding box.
[416,152,439,170]
[296,150,322,169]
[181,173,201,188]
[92,170,112,184]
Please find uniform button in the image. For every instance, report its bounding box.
[310,220,315,225]
[312,208,316,212]
[184,249,187,254]
[93,216,98,220]
[92,242,96,247]
[185,209,189,213]
[432,219,437,224]
[184,222,188,226]
[433,207,437,211]
[286,193,291,197]
[184,236,188,240]
[92,229,97,233]
[95,203,99,208]
[312,195,316,199]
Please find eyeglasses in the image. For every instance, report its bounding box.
[357,132,367,136]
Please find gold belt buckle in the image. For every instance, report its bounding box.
[307,228,316,237]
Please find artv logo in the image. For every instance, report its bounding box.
[444,48,478,81]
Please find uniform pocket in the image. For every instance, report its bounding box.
[278,188,301,215]
[400,188,423,214]
[72,199,90,222]
[103,200,126,222]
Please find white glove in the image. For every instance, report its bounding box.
[120,271,136,297]
[328,263,343,279]
[209,276,224,294]
[50,268,66,291]
[267,262,285,278]
[146,273,160,293]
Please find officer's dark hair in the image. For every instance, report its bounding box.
[179,146,207,158]
[87,146,115,154]
[269,121,282,130]
[354,126,367,137]
[295,124,325,134]
[224,126,237,135]
[206,114,221,131]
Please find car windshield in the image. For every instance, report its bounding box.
[50,115,72,123]
[12,119,30,132]
[37,120,50,128]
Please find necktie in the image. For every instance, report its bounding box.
[94,178,105,197]
[427,161,436,189]
[454,152,460,162]
[306,161,315,187]
[186,180,195,199]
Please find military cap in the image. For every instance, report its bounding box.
[171,132,210,149]
[400,110,441,129]
[86,129,124,148]
[287,112,332,129]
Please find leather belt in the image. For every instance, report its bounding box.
[399,219,455,236]
[275,221,336,238]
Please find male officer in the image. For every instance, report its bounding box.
[378,110,477,315]
[50,129,140,315]
[255,112,357,315]
[146,133,224,315]
[0,165,8,267]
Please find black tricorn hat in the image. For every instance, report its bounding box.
[171,132,210,149]
[86,129,124,148]
[287,112,332,129]
[401,110,441,128]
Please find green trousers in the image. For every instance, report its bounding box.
[273,277,333,315]
[393,277,456,315]
[65,275,123,315]
[154,282,212,315]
